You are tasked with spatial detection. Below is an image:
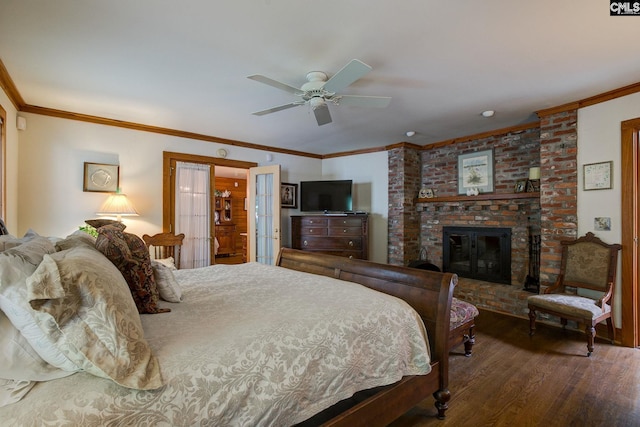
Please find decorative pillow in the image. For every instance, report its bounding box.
[2,236,56,268]
[85,218,126,230]
[0,235,18,252]
[0,254,79,373]
[24,246,163,390]
[95,225,167,314]
[151,260,182,302]
[54,230,97,252]
[153,256,177,270]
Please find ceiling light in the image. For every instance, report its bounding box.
[481,110,495,118]
[405,131,416,137]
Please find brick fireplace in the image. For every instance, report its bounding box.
[443,226,512,285]
[387,111,578,318]
[419,197,540,285]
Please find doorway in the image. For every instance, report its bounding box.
[621,118,640,348]
[162,151,256,266]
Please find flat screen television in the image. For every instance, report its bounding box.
[300,180,353,212]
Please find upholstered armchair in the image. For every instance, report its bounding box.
[527,232,621,356]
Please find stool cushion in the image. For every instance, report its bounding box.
[450,298,479,330]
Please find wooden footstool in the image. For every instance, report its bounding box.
[449,297,479,356]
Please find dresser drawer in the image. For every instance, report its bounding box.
[300,217,328,227]
[301,249,366,259]
[300,226,328,236]
[328,217,364,227]
[328,226,363,236]
[299,236,362,250]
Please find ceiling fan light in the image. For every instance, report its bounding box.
[309,97,325,110]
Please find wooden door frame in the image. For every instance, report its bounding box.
[162,151,257,231]
[621,118,640,348]
[162,151,257,263]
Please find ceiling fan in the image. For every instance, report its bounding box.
[248,59,391,126]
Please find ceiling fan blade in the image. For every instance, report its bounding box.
[252,102,303,116]
[337,95,391,108]
[247,75,301,95]
[313,104,332,126]
[322,59,372,94]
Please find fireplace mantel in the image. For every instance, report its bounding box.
[417,192,539,203]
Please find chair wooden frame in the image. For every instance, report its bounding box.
[528,232,621,356]
[142,232,185,269]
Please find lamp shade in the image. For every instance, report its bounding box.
[97,193,138,220]
[529,167,541,180]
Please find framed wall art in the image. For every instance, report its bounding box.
[583,161,612,190]
[83,162,119,193]
[280,183,297,208]
[458,149,494,195]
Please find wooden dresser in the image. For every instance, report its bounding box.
[291,214,369,260]
[215,223,236,255]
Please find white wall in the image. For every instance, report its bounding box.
[17,113,322,240]
[577,91,640,326]
[322,152,389,263]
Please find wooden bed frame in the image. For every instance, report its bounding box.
[277,248,458,426]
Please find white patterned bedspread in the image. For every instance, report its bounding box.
[0,262,431,426]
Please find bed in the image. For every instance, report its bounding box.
[0,229,456,426]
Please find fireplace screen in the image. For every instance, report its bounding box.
[443,226,511,284]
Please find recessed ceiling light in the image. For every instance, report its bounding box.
[405,131,416,137]
[481,110,495,118]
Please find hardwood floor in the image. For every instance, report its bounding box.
[390,310,640,427]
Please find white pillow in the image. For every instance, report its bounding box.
[153,256,177,270]
[0,310,73,381]
[151,260,182,302]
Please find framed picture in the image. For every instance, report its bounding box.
[594,217,611,231]
[514,180,527,193]
[458,149,494,195]
[583,161,612,190]
[280,183,297,208]
[83,162,119,192]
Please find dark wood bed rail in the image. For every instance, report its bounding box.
[277,248,458,425]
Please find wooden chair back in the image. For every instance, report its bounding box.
[142,232,185,269]
[555,232,621,297]
[528,232,621,356]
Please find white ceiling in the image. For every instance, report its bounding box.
[1,1,639,156]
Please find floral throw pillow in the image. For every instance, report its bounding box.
[95,225,168,314]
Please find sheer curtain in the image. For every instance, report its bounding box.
[175,161,210,268]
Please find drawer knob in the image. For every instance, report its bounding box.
[309,229,313,233]
[303,240,308,246]
[348,240,354,247]
[343,229,347,233]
